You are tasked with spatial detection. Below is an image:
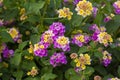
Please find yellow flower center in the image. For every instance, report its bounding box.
[75,0,93,17]
[76,35,85,42]
[9,28,18,39]
[57,36,69,45]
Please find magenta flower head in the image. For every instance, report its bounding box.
[0,19,4,27]
[1,43,14,58]
[41,30,55,46]
[33,41,48,58]
[54,36,70,51]
[49,22,65,36]
[8,28,22,42]
[50,52,67,67]
[72,34,91,47]
[102,51,112,67]
[104,16,112,23]
[113,1,120,14]
[73,0,81,5]
[93,7,98,17]
[89,24,99,32]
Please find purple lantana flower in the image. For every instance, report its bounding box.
[50,52,67,67]
[1,43,14,58]
[34,41,48,58]
[102,51,112,67]
[54,36,70,51]
[49,22,65,36]
[113,1,120,14]
[73,0,80,5]
[72,34,91,47]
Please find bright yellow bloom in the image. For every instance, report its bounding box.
[75,0,93,17]
[34,43,45,51]
[56,36,69,46]
[57,7,73,20]
[19,8,27,21]
[72,53,91,70]
[98,32,113,46]
[8,28,19,39]
[75,35,85,42]
[27,67,38,77]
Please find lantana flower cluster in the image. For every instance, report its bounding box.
[32,22,69,67]
[70,53,91,70]
[89,24,113,46]
[113,0,120,14]
[50,52,67,67]
[8,27,22,42]
[102,51,112,67]
[0,43,14,62]
[72,34,91,47]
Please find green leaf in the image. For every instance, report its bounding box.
[41,58,50,66]
[94,11,103,26]
[18,41,28,50]
[0,31,14,43]
[30,35,40,45]
[94,65,107,76]
[83,67,94,77]
[78,46,89,54]
[41,73,57,80]
[103,74,114,80]
[105,15,120,34]
[10,53,22,66]
[118,66,120,77]
[21,60,36,70]
[24,77,40,80]
[27,1,45,14]
[94,52,103,59]
[72,14,83,27]
[13,71,23,80]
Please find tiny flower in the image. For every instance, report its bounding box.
[0,0,3,7]
[72,34,90,47]
[113,1,120,14]
[27,67,38,77]
[54,36,70,51]
[70,53,78,59]
[33,41,48,58]
[49,22,65,36]
[94,75,102,80]
[72,53,91,70]
[0,19,4,26]
[75,0,93,17]
[104,16,112,23]
[102,51,112,67]
[50,52,67,67]
[19,8,27,21]
[57,7,73,20]
[93,7,98,17]
[28,42,34,54]
[8,28,21,42]
[41,30,55,46]
[97,32,113,46]
[1,43,14,58]
[73,0,80,5]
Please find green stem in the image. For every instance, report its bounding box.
[40,0,49,24]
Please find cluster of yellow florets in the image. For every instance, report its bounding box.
[56,36,69,46]
[57,7,73,20]
[75,0,93,17]
[97,32,113,46]
[19,8,27,21]
[70,53,91,70]
[27,67,38,77]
